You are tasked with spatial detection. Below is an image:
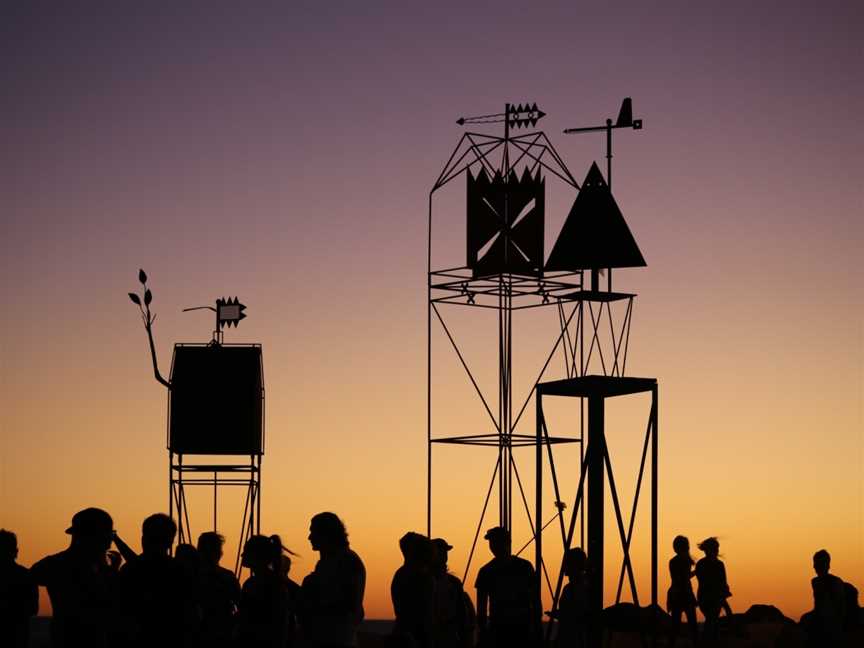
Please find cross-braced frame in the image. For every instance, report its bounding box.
[426,110,657,647]
[169,455,262,575]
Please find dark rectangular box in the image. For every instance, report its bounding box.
[168,344,263,455]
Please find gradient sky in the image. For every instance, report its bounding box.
[1,1,862,620]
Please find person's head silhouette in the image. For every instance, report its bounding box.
[242,535,281,574]
[697,537,719,558]
[197,531,225,567]
[484,526,511,559]
[309,512,349,553]
[0,529,18,563]
[563,547,586,580]
[813,549,831,577]
[66,508,114,559]
[141,513,176,557]
[399,532,426,563]
[673,535,692,560]
[175,543,198,563]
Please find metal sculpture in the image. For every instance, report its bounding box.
[128,272,263,573]
[426,99,657,647]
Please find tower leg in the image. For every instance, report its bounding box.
[587,395,605,648]
[651,386,659,646]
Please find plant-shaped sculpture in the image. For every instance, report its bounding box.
[129,269,171,389]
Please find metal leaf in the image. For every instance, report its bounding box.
[144,289,152,306]
[138,269,147,284]
[129,292,141,305]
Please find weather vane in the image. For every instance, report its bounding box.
[563,97,643,189]
[183,297,248,343]
[456,102,547,179]
[457,102,546,129]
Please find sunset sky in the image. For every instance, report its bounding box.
[1,1,861,621]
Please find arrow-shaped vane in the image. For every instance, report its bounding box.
[457,102,546,129]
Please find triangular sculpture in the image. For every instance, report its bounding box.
[545,162,646,272]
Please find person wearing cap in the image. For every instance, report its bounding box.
[432,537,474,648]
[30,507,117,647]
[475,526,540,648]
[0,529,39,648]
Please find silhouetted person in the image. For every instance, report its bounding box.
[31,507,117,647]
[695,537,730,642]
[475,526,540,648]
[197,531,240,648]
[431,538,474,648]
[119,513,184,648]
[391,532,436,648]
[666,535,698,647]
[0,529,38,648]
[805,549,846,646]
[299,512,366,648]
[237,535,288,648]
[552,547,588,648]
[278,551,302,648]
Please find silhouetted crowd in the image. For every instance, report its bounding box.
[665,535,860,648]
[1,514,861,647]
[0,509,364,648]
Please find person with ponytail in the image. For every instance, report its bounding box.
[237,534,289,648]
[277,539,302,648]
[695,537,731,642]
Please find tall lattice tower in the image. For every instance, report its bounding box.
[426,100,657,647]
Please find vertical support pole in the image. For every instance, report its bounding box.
[587,395,605,648]
[427,192,433,538]
[177,453,185,543]
[580,300,585,376]
[535,390,543,599]
[213,470,218,532]
[651,385,658,611]
[606,119,613,190]
[503,103,511,174]
[498,275,513,533]
[256,455,262,535]
[506,281,513,532]
[169,451,174,525]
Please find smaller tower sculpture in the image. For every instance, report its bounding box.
[128,271,263,573]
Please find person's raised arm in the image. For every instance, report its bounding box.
[112,531,138,565]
